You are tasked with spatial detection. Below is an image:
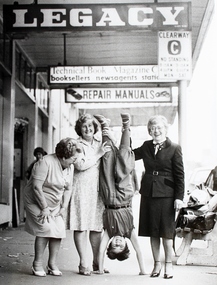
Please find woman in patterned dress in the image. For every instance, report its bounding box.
[67,113,111,275]
[24,138,83,277]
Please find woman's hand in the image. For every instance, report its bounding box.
[174,199,183,211]
[197,204,209,214]
[101,141,111,154]
[102,129,117,145]
[37,207,51,223]
[55,207,66,219]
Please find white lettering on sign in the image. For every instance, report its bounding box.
[49,65,175,84]
[65,88,172,103]
[70,9,92,27]
[96,8,125,26]
[41,9,66,27]
[11,6,187,28]
[128,8,153,26]
[13,9,37,27]
[156,7,184,25]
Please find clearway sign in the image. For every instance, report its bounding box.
[158,31,192,80]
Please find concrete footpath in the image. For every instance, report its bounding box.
[0,195,217,285]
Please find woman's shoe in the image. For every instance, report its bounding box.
[164,262,173,279]
[92,262,110,274]
[78,265,91,276]
[31,266,46,277]
[150,261,161,277]
[164,274,173,279]
[47,266,62,276]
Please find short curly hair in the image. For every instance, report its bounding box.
[147,115,169,135]
[75,113,99,137]
[55,137,82,159]
[106,240,130,261]
[33,147,47,156]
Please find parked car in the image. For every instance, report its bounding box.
[186,167,213,195]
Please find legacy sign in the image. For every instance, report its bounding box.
[3,3,191,33]
[65,87,172,103]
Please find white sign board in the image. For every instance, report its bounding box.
[49,65,175,84]
[65,87,172,103]
[158,31,192,80]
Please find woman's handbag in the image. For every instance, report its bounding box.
[176,207,216,233]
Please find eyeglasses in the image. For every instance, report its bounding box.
[150,126,164,131]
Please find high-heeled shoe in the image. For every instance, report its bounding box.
[92,262,110,273]
[150,261,161,277]
[31,266,46,277]
[164,262,173,279]
[47,266,62,276]
[78,265,91,276]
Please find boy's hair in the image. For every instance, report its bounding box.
[106,241,130,261]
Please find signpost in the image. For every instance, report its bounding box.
[49,65,175,84]
[3,3,191,33]
[3,2,192,83]
[65,87,172,103]
[158,31,192,80]
[3,2,192,106]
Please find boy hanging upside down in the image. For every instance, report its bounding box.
[93,113,146,275]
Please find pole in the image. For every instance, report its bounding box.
[178,80,188,160]
[63,33,67,65]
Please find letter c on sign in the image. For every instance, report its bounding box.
[168,40,181,55]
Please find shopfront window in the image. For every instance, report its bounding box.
[37,76,50,114]
[0,72,5,204]
[15,47,35,98]
[0,22,12,71]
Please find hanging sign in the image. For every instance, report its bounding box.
[158,31,192,80]
[49,65,175,84]
[65,87,172,103]
[3,3,191,33]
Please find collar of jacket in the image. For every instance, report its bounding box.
[152,137,171,148]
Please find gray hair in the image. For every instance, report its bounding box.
[147,115,169,135]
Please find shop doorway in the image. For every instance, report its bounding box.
[13,118,29,226]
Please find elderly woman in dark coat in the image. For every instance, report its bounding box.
[133,115,184,279]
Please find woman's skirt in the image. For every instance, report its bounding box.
[138,195,175,239]
[25,202,66,239]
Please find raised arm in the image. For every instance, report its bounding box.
[74,142,111,171]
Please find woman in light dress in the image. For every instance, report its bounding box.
[67,113,111,275]
[24,138,83,277]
